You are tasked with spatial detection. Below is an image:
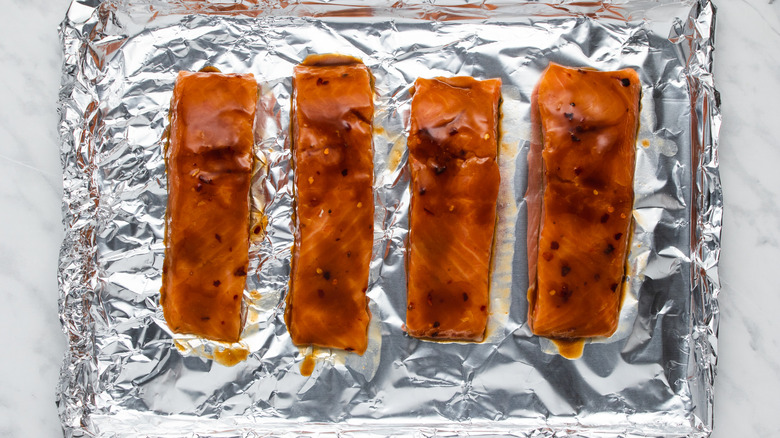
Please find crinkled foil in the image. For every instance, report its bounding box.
[57,0,721,436]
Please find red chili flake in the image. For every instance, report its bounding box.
[560,285,573,301]
[214,234,222,242]
[234,267,247,276]
[433,321,440,328]
[561,265,571,277]
[462,293,469,301]
[213,280,221,287]
[550,241,559,250]
[600,214,610,223]
[542,252,554,262]
[614,233,623,240]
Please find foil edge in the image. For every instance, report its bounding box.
[57,1,102,436]
[686,0,721,435]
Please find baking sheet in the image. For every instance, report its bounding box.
[57,1,721,436]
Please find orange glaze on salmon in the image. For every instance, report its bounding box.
[285,55,374,354]
[527,63,640,339]
[161,71,257,343]
[406,77,501,341]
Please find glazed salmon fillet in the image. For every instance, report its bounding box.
[406,77,501,341]
[161,71,257,342]
[527,63,640,339]
[285,56,374,354]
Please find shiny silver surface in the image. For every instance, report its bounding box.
[57,1,720,436]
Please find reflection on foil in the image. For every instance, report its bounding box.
[57,0,721,436]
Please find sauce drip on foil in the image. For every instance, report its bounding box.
[300,354,316,376]
[214,346,250,367]
[551,338,585,360]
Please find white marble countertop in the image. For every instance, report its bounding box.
[1,0,777,436]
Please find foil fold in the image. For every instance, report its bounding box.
[57,1,721,436]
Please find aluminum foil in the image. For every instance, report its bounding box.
[57,0,722,436]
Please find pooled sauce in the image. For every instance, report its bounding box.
[300,354,316,376]
[387,136,405,171]
[173,340,188,352]
[213,346,250,367]
[250,213,268,242]
[552,338,585,360]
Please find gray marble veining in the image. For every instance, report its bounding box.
[0,0,71,437]
[713,1,780,437]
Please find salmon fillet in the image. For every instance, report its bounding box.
[285,56,374,354]
[527,63,640,339]
[161,71,257,343]
[406,77,501,341]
